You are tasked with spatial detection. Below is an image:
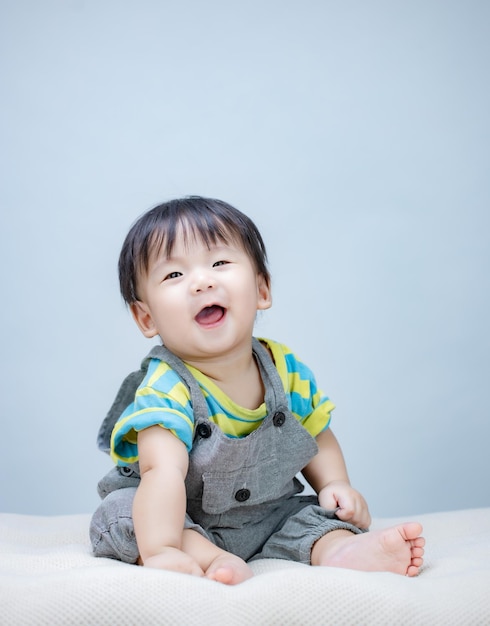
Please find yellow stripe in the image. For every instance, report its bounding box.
[113,406,194,434]
[136,379,190,407]
[300,400,334,438]
[147,361,171,387]
[288,371,311,398]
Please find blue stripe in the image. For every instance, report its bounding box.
[284,352,314,382]
[114,408,194,454]
[131,390,193,417]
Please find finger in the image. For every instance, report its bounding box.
[337,497,370,528]
[320,489,339,512]
[335,505,355,521]
[334,494,356,520]
[362,511,372,529]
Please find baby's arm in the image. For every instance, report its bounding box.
[133,424,204,575]
[302,428,371,529]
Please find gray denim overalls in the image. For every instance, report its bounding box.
[90,338,362,564]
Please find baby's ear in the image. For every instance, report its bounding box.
[130,301,158,338]
[257,274,272,311]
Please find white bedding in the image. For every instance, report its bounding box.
[1,507,489,625]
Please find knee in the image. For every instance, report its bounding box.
[90,488,139,564]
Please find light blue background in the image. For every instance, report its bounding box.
[1,1,489,518]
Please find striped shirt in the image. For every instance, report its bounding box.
[111,338,335,465]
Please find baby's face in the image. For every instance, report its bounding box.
[130,228,271,363]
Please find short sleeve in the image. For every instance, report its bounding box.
[263,339,335,438]
[110,359,195,465]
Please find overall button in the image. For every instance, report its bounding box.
[272,411,286,427]
[196,423,212,438]
[235,488,251,502]
[119,466,134,477]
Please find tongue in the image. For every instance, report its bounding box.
[196,305,224,325]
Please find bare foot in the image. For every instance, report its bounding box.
[312,522,425,576]
[205,554,253,585]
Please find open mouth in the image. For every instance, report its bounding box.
[195,305,226,326]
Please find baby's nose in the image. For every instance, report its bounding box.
[191,270,216,293]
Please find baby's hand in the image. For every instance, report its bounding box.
[142,547,205,577]
[318,480,371,530]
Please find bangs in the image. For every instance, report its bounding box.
[148,212,240,263]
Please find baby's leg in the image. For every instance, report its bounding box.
[182,529,253,585]
[90,487,140,563]
[311,522,425,576]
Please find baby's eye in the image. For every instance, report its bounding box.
[213,260,229,267]
[164,271,182,280]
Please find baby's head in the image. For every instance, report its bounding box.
[119,196,271,305]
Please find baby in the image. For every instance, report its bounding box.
[90,196,424,584]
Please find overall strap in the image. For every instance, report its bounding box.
[96,344,209,454]
[251,337,290,415]
[148,344,210,424]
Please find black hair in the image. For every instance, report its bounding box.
[118,196,270,304]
